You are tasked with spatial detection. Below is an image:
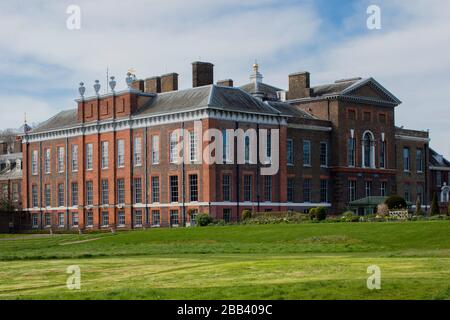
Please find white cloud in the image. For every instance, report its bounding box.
[0,0,448,158]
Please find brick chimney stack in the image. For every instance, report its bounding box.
[288,71,312,100]
[161,73,179,93]
[131,79,144,92]
[217,79,234,87]
[192,61,214,87]
[145,76,161,94]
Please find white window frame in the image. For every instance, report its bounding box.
[45,148,51,174]
[169,132,178,164]
[303,140,311,167]
[189,131,198,163]
[320,142,328,167]
[86,143,93,170]
[71,145,78,172]
[57,147,64,173]
[134,137,142,167]
[117,140,125,168]
[101,141,109,169]
[32,150,38,175]
[152,135,159,164]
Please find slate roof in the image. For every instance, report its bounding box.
[310,78,363,96]
[265,101,317,119]
[30,85,281,134]
[240,82,282,101]
[429,148,450,168]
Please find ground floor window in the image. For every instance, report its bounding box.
[118,211,125,226]
[170,210,179,226]
[380,181,387,197]
[287,178,294,202]
[134,210,143,227]
[320,179,328,203]
[189,209,198,226]
[86,211,93,227]
[72,213,79,227]
[102,212,109,227]
[32,214,39,227]
[45,213,51,227]
[152,210,160,226]
[223,209,231,223]
[58,213,65,227]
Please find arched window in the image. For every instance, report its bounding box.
[362,131,375,168]
[244,136,250,164]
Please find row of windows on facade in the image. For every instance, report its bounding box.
[30,130,266,176]
[32,208,240,228]
[347,180,425,203]
[0,183,21,201]
[31,175,198,208]
[31,208,199,228]
[346,131,425,171]
[30,173,330,206]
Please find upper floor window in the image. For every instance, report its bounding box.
[287,178,294,202]
[436,171,442,187]
[379,113,387,124]
[134,178,142,204]
[134,137,142,167]
[170,132,179,164]
[348,109,356,120]
[58,184,64,207]
[71,145,78,172]
[363,111,371,121]
[380,140,386,169]
[403,147,410,172]
[222,129,231,163]
[57,147,64,173]
[152,135,159,164]
[101,141,109,169]
[416,148,424,173]
[101,179,109,205]
[151,176,160,203]
[189,174,198,202]
[287,139,294,165]
[170,176,179,202]
[86,143,93,170]
[32,150,38,175]
[117,179,125,204]
[44,148,51,174]
[362,132,375,168]
[348,136,356,167]
[85,181,93,205]
[243,175,252,202]
[189,131,198,163]
[222,174,231,202]
[266,130,272,161]
[303,140,311,166]
[117,140,125,167]
[320,142,328,167]
[32,185,38,207]
[244,135,251,164]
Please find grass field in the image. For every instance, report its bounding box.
[0,221,449,300]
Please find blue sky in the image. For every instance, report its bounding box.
[0,0,449,158]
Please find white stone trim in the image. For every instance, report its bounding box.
[23,108,286,143]
[395,134,430,143]
[288,124,332,132]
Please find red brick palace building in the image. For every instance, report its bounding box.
[21,61,441,230]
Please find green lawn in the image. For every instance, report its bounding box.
[0,221,449,300]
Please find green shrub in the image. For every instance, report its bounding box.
[195,214,213,227]
[308,208,317,220]
[315,207,327,221]
[241,209,252,221]
[385,195,407,209]
[341,211,359,222]
[430,193,440,216]
[415,196,424,216]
